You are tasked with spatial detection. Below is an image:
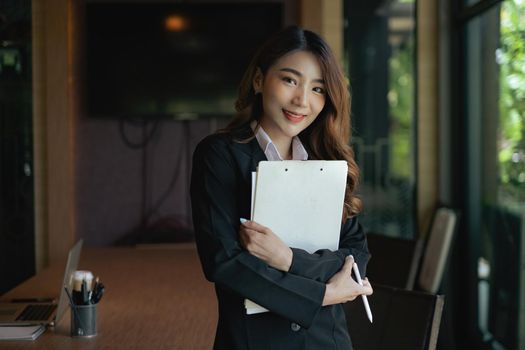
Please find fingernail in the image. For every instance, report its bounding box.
[240,218,248,224]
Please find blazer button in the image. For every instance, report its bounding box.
[291,322,301,332]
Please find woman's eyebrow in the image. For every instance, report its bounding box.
[279,67,325,84]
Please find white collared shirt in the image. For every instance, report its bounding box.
[252,123,308,161]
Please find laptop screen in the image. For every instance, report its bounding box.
[54,240,83,325]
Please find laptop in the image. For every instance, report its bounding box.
[0,239,83,326]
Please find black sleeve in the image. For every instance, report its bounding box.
[190,136,326,328]
[288,210,371,283]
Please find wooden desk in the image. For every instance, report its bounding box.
[0,244,217,349]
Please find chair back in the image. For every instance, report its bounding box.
[345,284,445,350]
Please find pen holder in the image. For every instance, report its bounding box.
[70,303,97,337]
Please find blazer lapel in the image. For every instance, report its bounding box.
[249,138,267,170]
[229,125,267,184]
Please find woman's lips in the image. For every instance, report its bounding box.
[283,109,306,123]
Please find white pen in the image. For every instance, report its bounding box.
[352,261,373,323]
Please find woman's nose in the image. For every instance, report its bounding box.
[292,87,308,107]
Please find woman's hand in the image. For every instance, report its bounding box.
[239,220,293,272]
[322,255,373,306]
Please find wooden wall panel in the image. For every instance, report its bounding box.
[32,0,76,269]
[417,0,440,236]
[300,0,343,62]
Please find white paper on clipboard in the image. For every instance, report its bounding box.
[245,160,348,314]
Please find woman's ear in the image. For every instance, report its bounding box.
[253,68,263,94]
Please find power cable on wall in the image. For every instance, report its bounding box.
[117,117,191,244]
[118,118,159,149]
[144,121,187,225]
[118,118,157,243]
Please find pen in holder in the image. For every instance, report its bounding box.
[66,270,100,337]
[70,303,97,337]
[65,286,96,337]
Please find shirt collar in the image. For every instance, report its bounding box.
[251,121,308,161]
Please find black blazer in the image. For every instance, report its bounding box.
[190,125,370,350]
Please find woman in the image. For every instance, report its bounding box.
[190,25,373,349]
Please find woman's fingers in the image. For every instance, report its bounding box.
[238,229,249,248]
[324,257,375,305]
[239,228,257,250]
[241,220,271,234]
[239,221,278,252]
[240,227,271,256]
[341,255,354,276]
[361,278,373,295]
[239,221,292,271]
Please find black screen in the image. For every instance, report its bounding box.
[85,3,282,119]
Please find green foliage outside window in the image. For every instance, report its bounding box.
[498,0,525,203]
[388,38,414,179]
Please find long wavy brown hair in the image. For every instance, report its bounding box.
[221,26,362,219]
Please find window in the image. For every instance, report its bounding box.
[459,0,525,348]
[345,0,416,238]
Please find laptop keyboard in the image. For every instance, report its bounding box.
[16,304,57,321]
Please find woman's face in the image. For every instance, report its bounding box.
[254,50,326,142]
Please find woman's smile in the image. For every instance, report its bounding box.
[282,109,307,123]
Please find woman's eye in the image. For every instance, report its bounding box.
[313,87,325,94]
[282,77,297,85]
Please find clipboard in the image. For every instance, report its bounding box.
[245,160,348,314]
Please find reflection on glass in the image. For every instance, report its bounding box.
[345,0,416,238]
[465,0,481,7]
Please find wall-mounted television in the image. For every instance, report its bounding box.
[85,3,283,119]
